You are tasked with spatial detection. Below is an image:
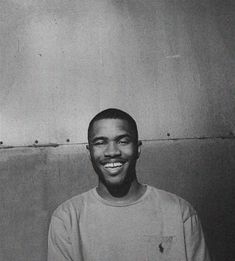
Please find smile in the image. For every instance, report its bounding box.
[104,162,124,169]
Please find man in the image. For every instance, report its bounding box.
[48,108,211,261]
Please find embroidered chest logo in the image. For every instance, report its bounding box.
[157,236,174,255]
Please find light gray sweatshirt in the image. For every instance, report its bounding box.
[48,185,210,261]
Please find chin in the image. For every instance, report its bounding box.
[97,165,136,188]
[104,177,125,188]
[105,173,135,189]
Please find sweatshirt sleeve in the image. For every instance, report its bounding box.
[184,213,211,261]
[47,214,74,261]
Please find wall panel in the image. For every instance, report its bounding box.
[1,0,234,146]
[0,140,234,260]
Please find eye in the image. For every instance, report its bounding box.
[92,140,106,146]
[119,138,130,145]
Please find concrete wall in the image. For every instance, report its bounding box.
[0,0,234,145]
[0,0,235,260]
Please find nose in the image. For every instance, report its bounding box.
[104,142,121,157]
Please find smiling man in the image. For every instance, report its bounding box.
[48,108,211,261]
[87,111,145,203]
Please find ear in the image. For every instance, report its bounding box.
[137,140,142,158]
[86,144,91,160]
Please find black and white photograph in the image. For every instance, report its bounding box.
[0,1,234,260]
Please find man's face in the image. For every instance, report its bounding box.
[87,118,141,188]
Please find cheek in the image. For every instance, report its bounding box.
[122,144,138,155]
[121,149,137,160]
[90,148,104,160]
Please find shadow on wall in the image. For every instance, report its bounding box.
[138,139,235,261]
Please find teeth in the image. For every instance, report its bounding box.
[104,162,123,168]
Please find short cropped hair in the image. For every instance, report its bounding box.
[88,108,138,142]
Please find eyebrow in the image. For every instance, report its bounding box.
[91,134,132,143]
[116,134,132,141]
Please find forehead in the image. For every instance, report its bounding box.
[90,118,135,139]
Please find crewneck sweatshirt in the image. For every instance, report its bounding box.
[48,185,210,261]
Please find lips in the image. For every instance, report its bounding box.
[101,161,126,175]
[104,162,124,168]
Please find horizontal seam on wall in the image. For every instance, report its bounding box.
[0,136,234,150]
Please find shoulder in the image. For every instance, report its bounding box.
[52,188,94,221]
[148,185,197,222]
